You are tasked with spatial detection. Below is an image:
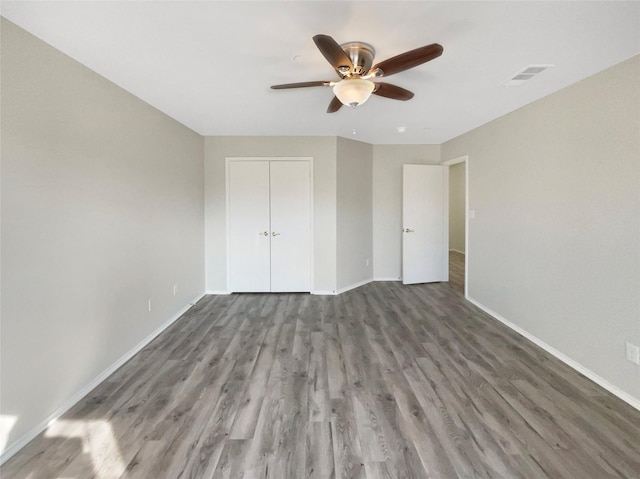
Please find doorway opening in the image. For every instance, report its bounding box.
[443,156,468,297]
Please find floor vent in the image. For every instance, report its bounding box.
[502,64,554,86]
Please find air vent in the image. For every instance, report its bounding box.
[502,64,554,86]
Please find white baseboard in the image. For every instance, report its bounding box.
[336,278,373,295]
[449,249,465,255]
[311,290,337,295]
[374,277,402,282]
[465,295,640,412]
[206,290,231,295]
[0,292,206,465]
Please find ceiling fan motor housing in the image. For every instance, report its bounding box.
[340,42,375,77]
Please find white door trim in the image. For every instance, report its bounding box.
[225,157,314,293]
[442,155,469,298]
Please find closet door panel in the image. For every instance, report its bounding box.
[269,161,311,292]
[228,161,271,292]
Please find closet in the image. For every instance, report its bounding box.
[227,158,312,292]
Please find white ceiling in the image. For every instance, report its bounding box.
[2,1,639,144]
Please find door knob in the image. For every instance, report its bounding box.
[272,232,280,236]
[260,231,268,236]
[404,228,414,233]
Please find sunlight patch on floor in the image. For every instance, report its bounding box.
[45,419,126,477]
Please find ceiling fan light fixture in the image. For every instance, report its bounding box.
[333,78,375,107]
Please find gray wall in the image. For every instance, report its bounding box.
[372,145,441,280]
[442,55,640,401]
[336,137,373,291]
[449,161,466,253]
[204,136,338,293]
[1,19,205,456]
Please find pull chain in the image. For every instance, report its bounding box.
[351,104,357,135]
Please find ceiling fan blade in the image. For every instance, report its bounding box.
[373,82,415,101]
[271,81,331,89]
[370,43,443,77]
[313,34,354,73]
[327,96,343,113]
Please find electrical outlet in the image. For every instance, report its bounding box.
[626,342,640,365]
[148,299,152,312]
[173,283,177,296]
[366,258,370,267]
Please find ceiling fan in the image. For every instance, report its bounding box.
[271,34,443,113]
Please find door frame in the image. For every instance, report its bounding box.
[225,157,315,292]
[442,155,469,298]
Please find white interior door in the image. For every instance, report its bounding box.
[402,164,448,284]
[270,161,311,292]
[228,161,271,292]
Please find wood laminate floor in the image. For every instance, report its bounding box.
[3,254,640,478]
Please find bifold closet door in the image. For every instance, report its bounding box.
[270,161,311,292]
[228,161,271,292]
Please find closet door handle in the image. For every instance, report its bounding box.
[404,228,414,233]
[272,232,280,236]
[260,231,268,236]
